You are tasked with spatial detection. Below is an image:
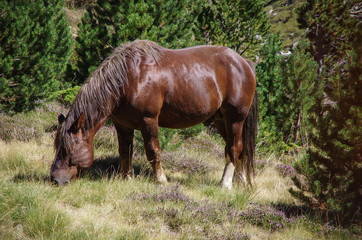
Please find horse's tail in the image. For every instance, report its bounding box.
[235,59,258,186]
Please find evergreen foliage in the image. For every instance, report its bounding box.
[289,0,361,225]
[74,0,202,83]
[279,38,320,146]
[0,0,74,113]
[197,0,269,60]
[256,35,318,153]
[256,34,285,152]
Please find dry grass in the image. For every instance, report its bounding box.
[254,166,296,205]
[0,123,357,239]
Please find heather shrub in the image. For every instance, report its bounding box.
[162,152,216,175]
[276,163,296,178]
[131,184,294,235]
[161,207,185,232]
[0,103,63,142]
[238,205,291,232]
[0,113,43,142]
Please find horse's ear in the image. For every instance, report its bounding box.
[58,114,66,124]
[69,113,85,133]
[76,113,85,130]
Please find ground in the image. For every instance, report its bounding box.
[0,104,357,239]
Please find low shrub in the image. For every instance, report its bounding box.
[0,103,62,142]
[0,113,44,142]
[276,163,296,177]
[131,184,294,234]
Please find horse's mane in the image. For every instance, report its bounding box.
[54,40,165,150]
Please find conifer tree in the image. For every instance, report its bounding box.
[74,0,202,83]
[256,34,286,152]
[0,0,73,112]
[197,0,269,59]
[280,38,319,146]
[289,0,361,225]
[256,34,319,153]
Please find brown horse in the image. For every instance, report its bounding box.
[50,40,257,188]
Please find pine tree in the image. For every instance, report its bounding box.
[74,0,202,83]
[0,0,73,112]
[289,0,361,225]
[256,34,319,153]
[197,0,269,60]
[256,34,286,152]
[280,38,319,146]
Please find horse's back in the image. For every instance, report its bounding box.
[116,45,256,129]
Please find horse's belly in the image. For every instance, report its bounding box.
[158,101,218,129]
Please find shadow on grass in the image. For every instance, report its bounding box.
[79,156,153,181]
[272,202,312,218]
[12,156,153,184]
[13,172,49,183]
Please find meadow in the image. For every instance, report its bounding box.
[0,103,358,240]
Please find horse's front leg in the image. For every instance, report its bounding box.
[114,124,135,179]
[140,117,168,184]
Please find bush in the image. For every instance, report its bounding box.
[48,85,81,106]
[0,0,73,112]
[0,102,63,142]
[256,35,318,154]
[73,0,202,83]
[289,0,361,226]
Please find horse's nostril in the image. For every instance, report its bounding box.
[51,178,60,185]
[50,176,70,186]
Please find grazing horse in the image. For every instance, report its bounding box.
[50,40,257,189]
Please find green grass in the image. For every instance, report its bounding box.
[0,106,359,239]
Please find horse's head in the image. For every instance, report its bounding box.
[50,113,94,185]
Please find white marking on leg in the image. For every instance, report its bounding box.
[220,157,235,190]
[155,167,168,184]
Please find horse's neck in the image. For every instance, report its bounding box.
[69,105,110,141]
[87,109,109,136]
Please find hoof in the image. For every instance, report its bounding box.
[220,178,233,190]
[155,173,168,184]
[122,169,134,180]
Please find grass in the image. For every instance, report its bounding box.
[0,104,359,239]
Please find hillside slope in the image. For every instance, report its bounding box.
[264,0,306,49]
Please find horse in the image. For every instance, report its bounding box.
[50,40,258,189]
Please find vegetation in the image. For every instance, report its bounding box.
[0,0,360,238]
[0,105,359,239]
[197,0,269,60]
[256,34,319,153]
[73,0,203,84]
[0,0,73,112]
[289,0,361,226]
[264,0,306,49]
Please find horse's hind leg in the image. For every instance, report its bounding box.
[140,117,168,184]
[214,119,233,189]
[213,112,238,189]
[114,124,135,179]
[218,109,247,189]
